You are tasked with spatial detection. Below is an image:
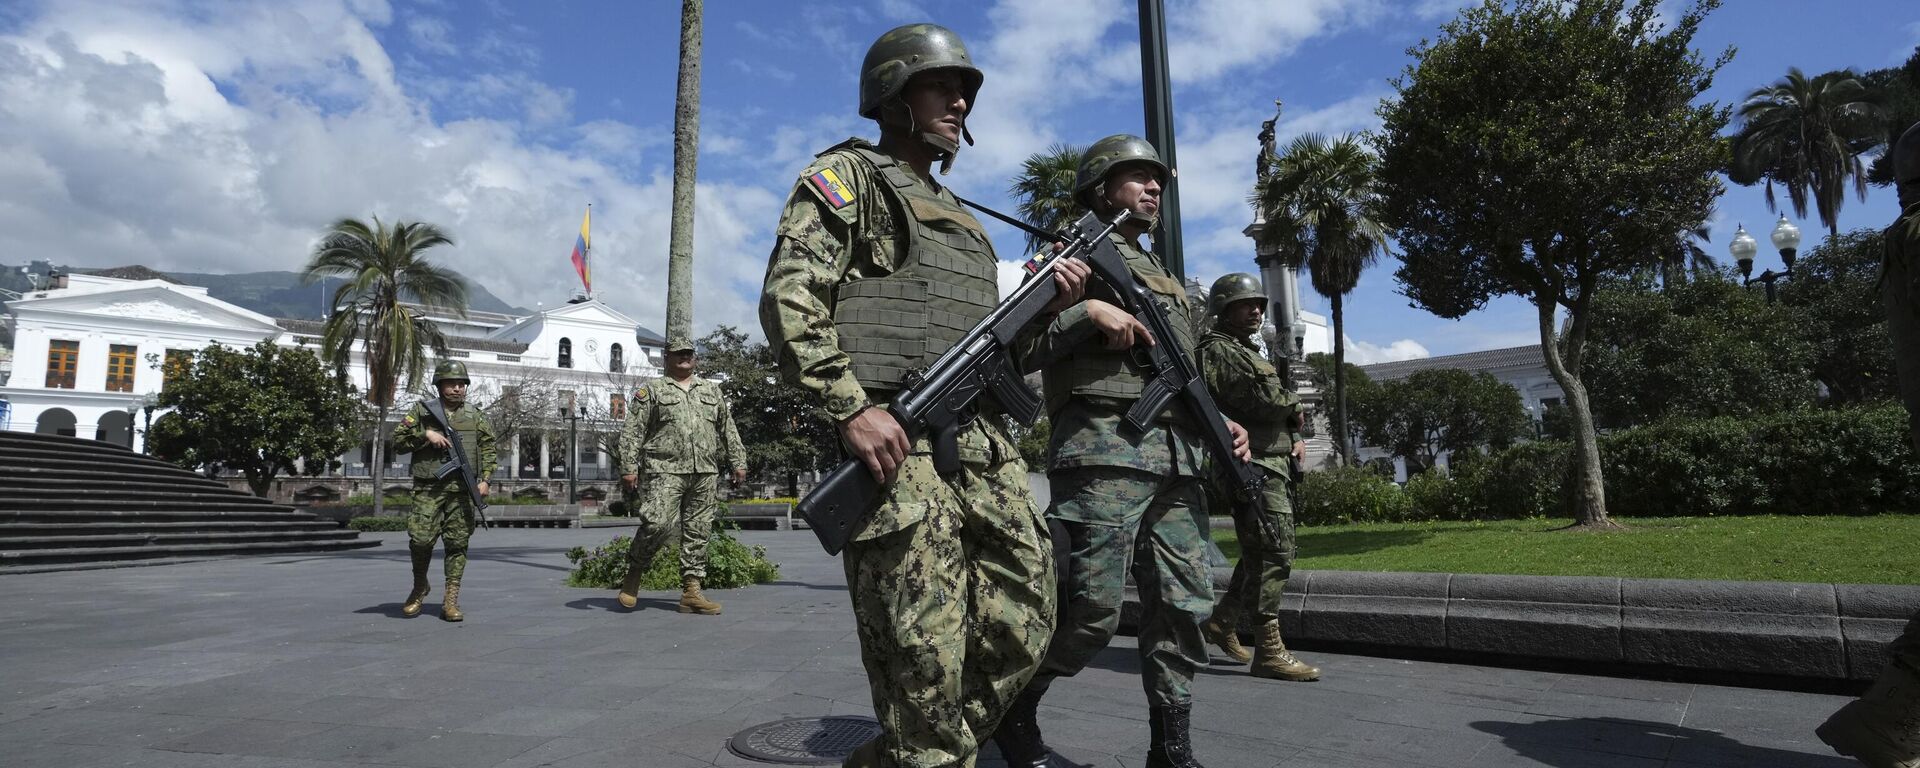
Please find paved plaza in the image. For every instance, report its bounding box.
[0,528,1864,767]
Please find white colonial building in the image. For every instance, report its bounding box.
[1356,344,1566,481]
[1,268,666,497]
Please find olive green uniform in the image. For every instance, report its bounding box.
[618,376,747,580]
[1024,233,1213,710]
[391,399,498,582]
[1196,329,1303,620]
[759,138,1055,767]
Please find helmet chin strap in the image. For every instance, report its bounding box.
[902,102,972,175]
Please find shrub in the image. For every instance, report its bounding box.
[1296,465,1411,526]
[1401,468,1460,521]
[337,494,416,508]
[1450,440,1569,521]
[564,525,780,590]
[347,516,408,531]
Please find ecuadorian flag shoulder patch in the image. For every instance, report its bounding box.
[808,168,855,209]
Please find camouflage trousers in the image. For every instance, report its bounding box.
[841,451,1055,768]
[1031,466,1212,709]
[407,482,477,581]
[1215,464,1297,620]
[626,472,719,581]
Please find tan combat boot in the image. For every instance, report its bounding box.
[616,565,644,609]
[678,577,721,615]
[401,544,431,618]
[1200,603,1252,664]
[1250,619,1320,681]
[1817,663,1920,768]
[441,579,464,622]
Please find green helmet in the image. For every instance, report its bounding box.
[432,360,469,384]
[1207,272,1265,317]
[1074,134,1169,209]
[1896,120,1920,189]
[859,23,982,120]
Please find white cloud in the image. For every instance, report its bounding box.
[1341,335,1429,365]
[404,15,456,57]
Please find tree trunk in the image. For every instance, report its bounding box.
[1532,297,1616,529]
[245,468,273,499]
[371,406,389,518]
[665,0,702,344]
[1332,291,1349,464]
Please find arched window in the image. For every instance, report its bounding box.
[558,337,573,369]
[610,343,624,373]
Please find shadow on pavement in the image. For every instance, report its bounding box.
[1471,717,1856,767]
[767,579,849,593]
[352,602,413,618]
[564,596,678,612]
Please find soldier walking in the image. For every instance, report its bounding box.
[992,135,1251,768]
[759,22,1096,767]
[390,361,497,622]
[1194,273,1321,682]
[615,337,747,615]
[1817,120,1920,768]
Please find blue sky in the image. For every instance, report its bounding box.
[2,0,1916,362]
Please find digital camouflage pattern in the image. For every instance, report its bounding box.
[760,136,1057,767]
[1195,329,1301,476]
[618,377,746,477]
[624,471,719,580]
[391,398,498,582]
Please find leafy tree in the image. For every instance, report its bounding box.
[1372,0,1730,528]
[1251,133,1390,463]
[148,342,363,497]
[1008,143,1086,254]
[696,325,836,497]
[1729,67,1885,239]
[1305,352,1378,451]
[301,217,467,518]
[1779,227,1897,403]
[1660,222,1718,289]
[1581,275,1817,429]
[1863,47,1920,188]
[1361,369,1528,475]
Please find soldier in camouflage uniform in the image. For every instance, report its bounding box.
[994,135,1251,768]
[1817,120,1920,768]
[390,361,498,622]
[616,338,748,615]
[1194,273,1320,682]
[758,23,1097,768]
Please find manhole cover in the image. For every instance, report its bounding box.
[728,716,882,765]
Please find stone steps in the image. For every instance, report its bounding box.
[0,537,379,568]
[0,529,365,550]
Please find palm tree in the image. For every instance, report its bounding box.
[665,0,702,343]
[1008,143,1085,254]
[302,217,468,517]
[1729,67,1884,239]
[1660,223,1716,289]
[1250,134,1389,463]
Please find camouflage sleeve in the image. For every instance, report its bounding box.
[716,389,747,473]
[1021,303,1102,372]
[618,388,649,476]
[758,158,871,423]
[389,403,430,454]
[1201,340,1299,423]
[475,414,499,478]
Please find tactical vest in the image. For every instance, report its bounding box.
[829,144,1000,391]
[1043,236,1195,419]
[408,402,485,481]
[1199,331,1293,457]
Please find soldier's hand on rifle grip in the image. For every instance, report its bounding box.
[732,469,748,487]
[1292,440,1307,460]
[1039,257,1092,315]
[841,406,910,484]
[476,481,490,497]
[424,429,451,449]
[1085,300,1154,350]
[1227,420,1252,463]
[622,473,638,491]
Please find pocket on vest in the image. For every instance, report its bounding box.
[835,277,929,387]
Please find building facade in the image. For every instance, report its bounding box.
[1356,344,1565,481]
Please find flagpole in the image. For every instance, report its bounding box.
[585,203,592,301]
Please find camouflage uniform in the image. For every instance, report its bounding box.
[391,398,497,584]
[1196,328,1302,621]
[1023,232,1213,711]
[618,375,746,580]
[1887,200,1920,457]
[759,138,1055,766]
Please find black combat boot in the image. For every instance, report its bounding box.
[991,687,1052,767]
[1145,703,1205,768]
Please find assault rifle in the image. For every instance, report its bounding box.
[420,400,491,530]
[795,209,1132,555]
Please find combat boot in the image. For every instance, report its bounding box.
[401,544,431,618]
[616,564,643,609]
[1250,620,1320,681]
[678,577,722,615]
[1199,604,1251,664]
[1145,703,1205,768]
[1817,663,1920,768]
[990,687,1051,767]
[441,579,464,622]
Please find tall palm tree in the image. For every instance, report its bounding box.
[665,0,702,344]
[1729,67,1884,239]
[1250,134,1389,463]
[1008,143,1085,254]
[302,217,468,517]
[1660,223,1716,289]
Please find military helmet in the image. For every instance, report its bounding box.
[1073,134,1170,208]
[1207,272,1266,316]
[859,23,982,120]
[432,360,469,384]
[1896,120,1920,188]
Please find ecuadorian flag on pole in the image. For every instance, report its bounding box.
[570,206,591,295]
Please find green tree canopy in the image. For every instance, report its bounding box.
[1372,0,1729,527]
[1863,47,1920,188]
[1779,227,1897,404]
[1008,143,1086,254]
[1360,368,1528,475]
[696,325,836,496]
[148,342,363,497]
[1729,67,1885,238]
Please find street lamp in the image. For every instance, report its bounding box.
[1733,215,1800,303]
[560,404,586,503]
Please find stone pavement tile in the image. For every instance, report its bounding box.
[0,707,233,748]
[154,716,341,755]
[514,681,660,710]
[1689,681,1855,713]
[1682,701,1832,741]
[1349,698,1557,736]
[11,741,149,768]
[1469,739,1666,768]
[1665,733,1859,768]
[641,712,770,763]
[377,697,518,731]
[255,694,412,725]
[1272,746,1435,767]
[1465,716,1680,760]
[456,705,607,737]
[0,681,160,725]
[1523,689,1691,724]
[1299,718,1496,766]
[263,723,542,767]
[588,663,700,688]
[1312,672,1543,714]
[88,680,331,720]
[1544,673,1695,703]
[1306,654,1564,691]
[564,706,716,742]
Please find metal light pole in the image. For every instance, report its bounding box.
[1138,0,1184,280]
[1732,215,1801,303]
[561,405,585,504]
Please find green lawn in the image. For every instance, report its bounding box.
[1212,515,1920,585]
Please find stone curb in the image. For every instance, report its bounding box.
[1120,568,1920,682]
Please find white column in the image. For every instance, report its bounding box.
[539,431,551,476]
[510,430,522,478]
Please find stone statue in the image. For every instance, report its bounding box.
[1257,99,1282,180]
